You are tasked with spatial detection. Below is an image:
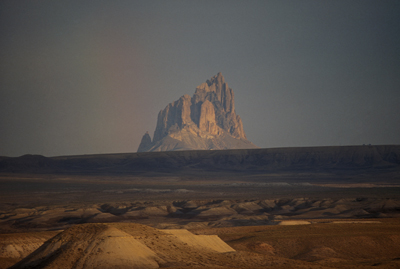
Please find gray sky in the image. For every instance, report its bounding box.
[1,0,399,157]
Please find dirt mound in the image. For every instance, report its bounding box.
[162,229,235,253]
[0,231,59,269]
[295,246,342,261]
[246,242,276,255]
[10,223,235,268]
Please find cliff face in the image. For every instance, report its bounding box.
[138,73,257,152]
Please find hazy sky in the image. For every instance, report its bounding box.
[1,0,399,157]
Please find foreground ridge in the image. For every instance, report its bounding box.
[10,223,234,269]
[137,73,258,152]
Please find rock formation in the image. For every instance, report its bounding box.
[137,73,257,152]
[137,132,152,152]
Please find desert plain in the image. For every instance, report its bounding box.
[1,145,400,268]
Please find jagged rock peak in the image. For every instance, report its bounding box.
[137,131,152,152]
[207,72,225,86]
[194,72,232,112]
[137,73,257,152]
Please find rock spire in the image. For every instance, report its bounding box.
[137,73,257,152]
[137,132,152,152]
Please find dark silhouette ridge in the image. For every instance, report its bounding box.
[1,145,399,177]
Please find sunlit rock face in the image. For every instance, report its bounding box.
[138,73,257,152]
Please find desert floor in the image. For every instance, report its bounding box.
[1,173,400,268]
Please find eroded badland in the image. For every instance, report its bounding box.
[1,145,400,268]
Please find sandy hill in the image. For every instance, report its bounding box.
[10,223,234,269]
[6,220,400,269]
[0,231,59,269]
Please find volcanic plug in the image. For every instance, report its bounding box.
[137,73,257,152]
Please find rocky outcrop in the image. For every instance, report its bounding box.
[137,132,152,152]
[137,73,257,152]
[199,100,218,135]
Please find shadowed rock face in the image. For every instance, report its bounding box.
[138,73,257,152]
[137,132,152,152]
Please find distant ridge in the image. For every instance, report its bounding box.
[1,145,399,176]
[137,73,258,152]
